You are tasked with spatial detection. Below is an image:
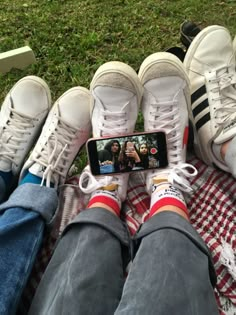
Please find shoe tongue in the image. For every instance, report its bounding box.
[29,163,45,178]
[95,86,133,111]
[11,88,39,118]
[146,77,184,99]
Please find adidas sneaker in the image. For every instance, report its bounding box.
[139,52,197,194]
[20,87,91,188]
[184,25,236,171]
[79,61,143,201]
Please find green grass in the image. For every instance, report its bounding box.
[1,0,236,171]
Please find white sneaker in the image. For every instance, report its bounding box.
[79,61,143,201]
[90,61,143,137]
[20,87,91,188]
[0,75,51,176]
[184,25,236,172]
[139,52,197,194]
[233,34,236,53]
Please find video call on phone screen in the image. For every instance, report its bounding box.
[88,132,168,175]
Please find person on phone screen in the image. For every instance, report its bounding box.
[118,141,141,172]
[98,140,121,173]
[137,143,150,169]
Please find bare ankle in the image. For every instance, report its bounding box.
[88,202,120,217]
[151,205,189,221]
[221,139,232,160]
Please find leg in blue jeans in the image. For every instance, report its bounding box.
[0,208,44,315]
[0,183,58,315]
[0,75,91,315]
[29,208,219,315]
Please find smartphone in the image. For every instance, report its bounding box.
[86,131,168,176]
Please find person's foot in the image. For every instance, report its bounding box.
[139,52,197,196]
[19,87,91,189]
[79,61,143,211]
[184,25,236,173]
[0,75,51,201]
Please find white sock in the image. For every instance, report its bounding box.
[88,189,121,216]
[149,181,188,218]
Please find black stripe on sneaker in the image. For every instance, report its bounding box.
[196,112,210,130]
[192,98,209,118]
[191,85,207,104]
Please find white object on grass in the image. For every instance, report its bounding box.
[0,46,36,74]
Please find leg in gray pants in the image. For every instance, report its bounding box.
[29,207,219,315]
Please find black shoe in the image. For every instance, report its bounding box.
[180,21,201,49]
[165,46,186,62]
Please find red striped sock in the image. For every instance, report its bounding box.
[88,190,121,217]
[149,182,188,218]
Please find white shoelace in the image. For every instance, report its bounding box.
[79,165,123,194]
[32,116,77,187]
[148,95,197,193]
[209,66,236,126]
[149,99,182,165]
[99,110,128,135]
[167,163,198,194]
[0,99,37,165]
[92,91,130,136]
[81,91,133,195]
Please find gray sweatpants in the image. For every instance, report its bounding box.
[29,208,219,315]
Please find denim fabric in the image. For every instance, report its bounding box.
[0,176,6,203]
[29,209,218,315]
[0,183,58,224]
[29,208,130,315]
[115,212,218,315]
[0,184,58,315]
[0,208,44,315]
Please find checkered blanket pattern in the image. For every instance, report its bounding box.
[17,156,236,315]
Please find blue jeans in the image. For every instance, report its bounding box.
[29,208,219,315]
[0,182,58,315]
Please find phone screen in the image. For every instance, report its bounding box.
[87,131,168,176]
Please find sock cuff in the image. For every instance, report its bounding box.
[150,196,188,218]
[0,183,58,224]
[88,194,121,217]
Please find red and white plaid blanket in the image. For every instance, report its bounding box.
[17,156,236,315]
